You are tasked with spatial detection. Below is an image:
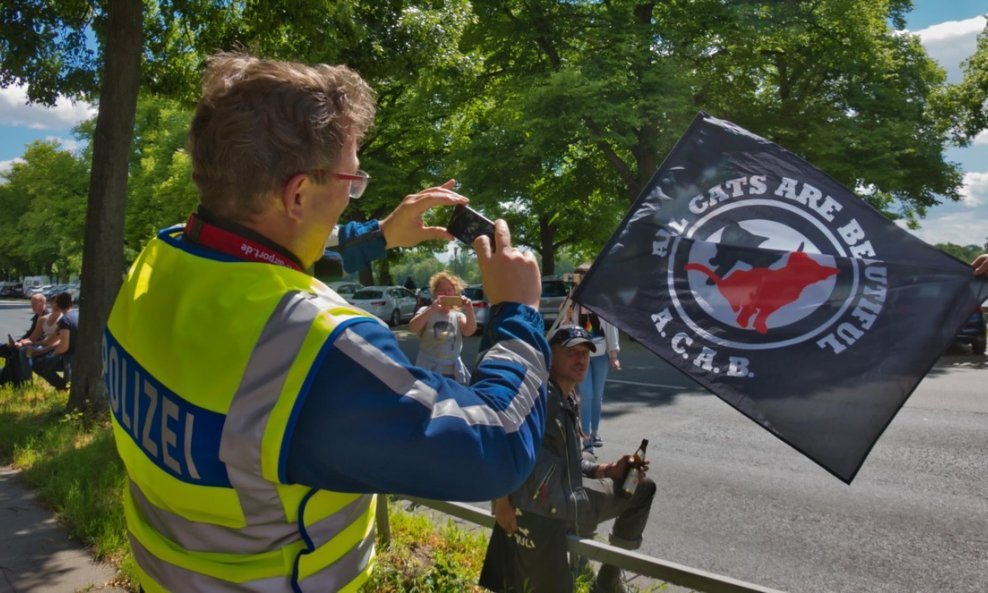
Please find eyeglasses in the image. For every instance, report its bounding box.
[304,169,371,200]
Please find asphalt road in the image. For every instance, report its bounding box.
[3,301,984,593]
[591,346,988,593]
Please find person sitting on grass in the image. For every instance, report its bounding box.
[32,292,77,391]
[0,294,48,387]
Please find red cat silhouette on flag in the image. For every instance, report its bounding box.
[685,250,839,334]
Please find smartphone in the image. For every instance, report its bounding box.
[447,205,496,252]
[440,295,462,307]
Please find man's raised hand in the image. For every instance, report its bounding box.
[380,179,468,249]
[475,220,541,309]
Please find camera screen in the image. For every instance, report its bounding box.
[447,205,496,251]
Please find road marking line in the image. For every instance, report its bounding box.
[606,378,691,389]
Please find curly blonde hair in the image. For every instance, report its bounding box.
[429,271,466,295]
[188,52,377,221]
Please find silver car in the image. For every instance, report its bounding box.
[539,277,573,329]
[349,286,418,326]
[463,285,490,329]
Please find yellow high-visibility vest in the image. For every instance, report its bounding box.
[105,228,378,592]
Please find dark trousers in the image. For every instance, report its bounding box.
[480,477,657,593]
[579,476,657,592]
[33,353,70,390]
[0,346,33,387]
[581,475,657,548]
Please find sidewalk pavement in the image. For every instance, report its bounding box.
[0,466,126,593]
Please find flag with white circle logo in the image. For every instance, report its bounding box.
[573,112,987,483]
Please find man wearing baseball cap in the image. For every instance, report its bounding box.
[481,325,656,593]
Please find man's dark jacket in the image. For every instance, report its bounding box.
[508,380,594,533]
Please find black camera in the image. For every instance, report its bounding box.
[447,205,496,252]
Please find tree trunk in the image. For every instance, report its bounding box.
[378,258,393,286]
[538,216,555,277]
[67,0,143,413]
[358,267,375,286]
[629,114,659,202]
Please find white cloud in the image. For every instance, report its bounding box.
[44,135,87,153]
[913,16,986,83]
[914,16,986,43]
[960,171,988,207]
[0,158,23,175]
[974,131,988,146]
[0,84,96,130]
[902,210,988,246]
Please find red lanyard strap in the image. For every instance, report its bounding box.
[183,214,303,272]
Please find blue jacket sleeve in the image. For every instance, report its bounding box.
[285,303,549,501]
[331,220,386,273]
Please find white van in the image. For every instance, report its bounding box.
[21,276,51,296]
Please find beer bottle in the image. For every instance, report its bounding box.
[620,439,649,497]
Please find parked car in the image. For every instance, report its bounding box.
[415,287,432,309]
[539,277,573,329]
[43,284,68,299]
[0,282,21,298]
[64,282,81,302]
[462,285,490,329]
[1,283,23,298]
[956,301,987,355]
[329,281,363,302]
[349,286,418,326]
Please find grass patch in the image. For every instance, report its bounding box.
[364,502,491,592]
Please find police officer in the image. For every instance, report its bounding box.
[105,53,548,592]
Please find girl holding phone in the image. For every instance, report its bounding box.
[408,271,477,384]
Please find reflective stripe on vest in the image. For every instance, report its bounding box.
[106,230,380,591]
[128,479,373,556]
[130,529,374,593]
[336,331,546,431]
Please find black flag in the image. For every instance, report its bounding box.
[573,113,987,483]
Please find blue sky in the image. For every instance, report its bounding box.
[0,2,986,246]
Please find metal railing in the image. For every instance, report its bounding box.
[377,496,787,593]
